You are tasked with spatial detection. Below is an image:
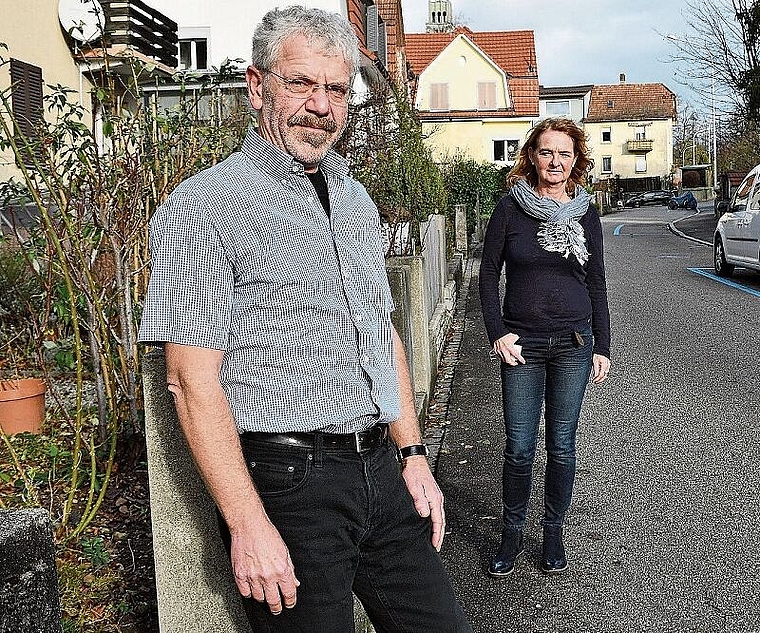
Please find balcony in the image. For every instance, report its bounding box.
[100,0,178,69]
[626,139,654,153]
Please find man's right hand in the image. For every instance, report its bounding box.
[230,518,300,615]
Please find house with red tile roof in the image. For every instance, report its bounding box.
[405,26,539,164]
[583,77,677,185]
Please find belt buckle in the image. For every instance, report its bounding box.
[354,431,362,452]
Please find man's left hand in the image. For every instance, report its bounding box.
[401,456,445,551]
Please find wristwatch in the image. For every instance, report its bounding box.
[398,444,429,460]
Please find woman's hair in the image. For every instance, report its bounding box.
[506,117,593,195]
[251,6,360,78]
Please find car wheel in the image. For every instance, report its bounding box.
[633,201,640,208]
[668,201,677,210]
[714,238,734,277]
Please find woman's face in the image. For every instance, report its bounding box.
[530,129,576,190]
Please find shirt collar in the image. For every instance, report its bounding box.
[242,127,350,180]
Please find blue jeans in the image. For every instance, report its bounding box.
[500,329,594,531]
[219,436,471,632]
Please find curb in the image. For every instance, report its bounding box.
[422,251,477,474]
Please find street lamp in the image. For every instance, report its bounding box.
[711,77,718,189]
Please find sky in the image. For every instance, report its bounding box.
[400,0,700,109]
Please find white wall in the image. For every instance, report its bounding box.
[149,0,349,68]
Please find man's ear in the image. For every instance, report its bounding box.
[246,65,265,111]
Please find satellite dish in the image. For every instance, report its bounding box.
[58,0,105,43]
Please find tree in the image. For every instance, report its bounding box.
[339,83,448,255]
[666,0,760,121]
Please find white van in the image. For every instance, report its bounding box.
[714,163,760,276]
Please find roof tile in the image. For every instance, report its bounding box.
[585,83,677,122]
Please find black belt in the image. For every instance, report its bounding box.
[241,424,389,453]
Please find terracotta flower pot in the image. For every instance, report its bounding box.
[0,378,46,435]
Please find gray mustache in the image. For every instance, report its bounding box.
[288,115,338,133]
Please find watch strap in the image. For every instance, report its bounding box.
[398,444,428,459]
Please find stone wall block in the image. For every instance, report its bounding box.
[0,508,61,633]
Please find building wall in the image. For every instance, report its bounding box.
[0,0,94,180]
[422,118,533,163]
[149,1,354,68]
[415,36,508,112]
[585,119,673,182]
[538,95,588,121]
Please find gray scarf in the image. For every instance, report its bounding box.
[510,178,591,265]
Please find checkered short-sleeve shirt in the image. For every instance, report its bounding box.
[138,129,401,433]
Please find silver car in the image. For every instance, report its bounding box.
[714,163,760,277]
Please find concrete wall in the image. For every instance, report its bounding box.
[143,350,375,632]
[142,350,250,633]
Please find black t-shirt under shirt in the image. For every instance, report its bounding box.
[307,169,330,218]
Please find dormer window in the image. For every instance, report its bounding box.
[607,99,614,108]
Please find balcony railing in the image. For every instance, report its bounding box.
[627,139,654,153]
[100,0,178,68]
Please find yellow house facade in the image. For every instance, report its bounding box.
[585,119,674,183]
[0,0,95,181]
[406,26,539,165]
[583,81,677,185]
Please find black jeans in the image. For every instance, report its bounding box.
[219,435,471,632]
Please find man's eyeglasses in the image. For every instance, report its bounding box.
[266,70,352,105]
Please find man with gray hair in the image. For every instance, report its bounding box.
[139,5,471,631]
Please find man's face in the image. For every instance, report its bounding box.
[247,33,351,173]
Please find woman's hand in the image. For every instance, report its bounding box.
[493,333,525,366]
[591,354,611,384]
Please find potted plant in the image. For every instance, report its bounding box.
[0,377,46,435]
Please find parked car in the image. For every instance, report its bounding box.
[668,191,698,210]
[623,190,674,207]
[714,163,760,277]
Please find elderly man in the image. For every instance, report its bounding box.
[139,5,471,631]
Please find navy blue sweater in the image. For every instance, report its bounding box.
[479,194,611,358]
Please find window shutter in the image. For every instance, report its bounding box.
[477,82,496,109]
[376,20,387,68]
[366,4,378,51]
[430,83,449,110]
[9,58,44,166]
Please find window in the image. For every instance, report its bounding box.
[477,82,497,110]
[635,156,647,173]
[731,173,756,213]
[634,125,647,140]
[546,100,570,116]
[179,38,208,70]
[601,127,611,143]
[601,156,612,173]
[9,58,43,167]
[493,139,519,162]
[429,83,449,110]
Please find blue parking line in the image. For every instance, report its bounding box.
[613,224,624,236]
[688,267,760,298]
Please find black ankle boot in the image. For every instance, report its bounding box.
[541,525,568,574]
[488,529,524,578]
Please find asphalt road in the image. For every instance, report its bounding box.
[437,203,760,633]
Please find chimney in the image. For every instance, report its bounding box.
[619,73,626,83]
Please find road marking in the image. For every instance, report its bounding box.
[613,224,624,236]
[688,267,760,298]
[668,209,712,246]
